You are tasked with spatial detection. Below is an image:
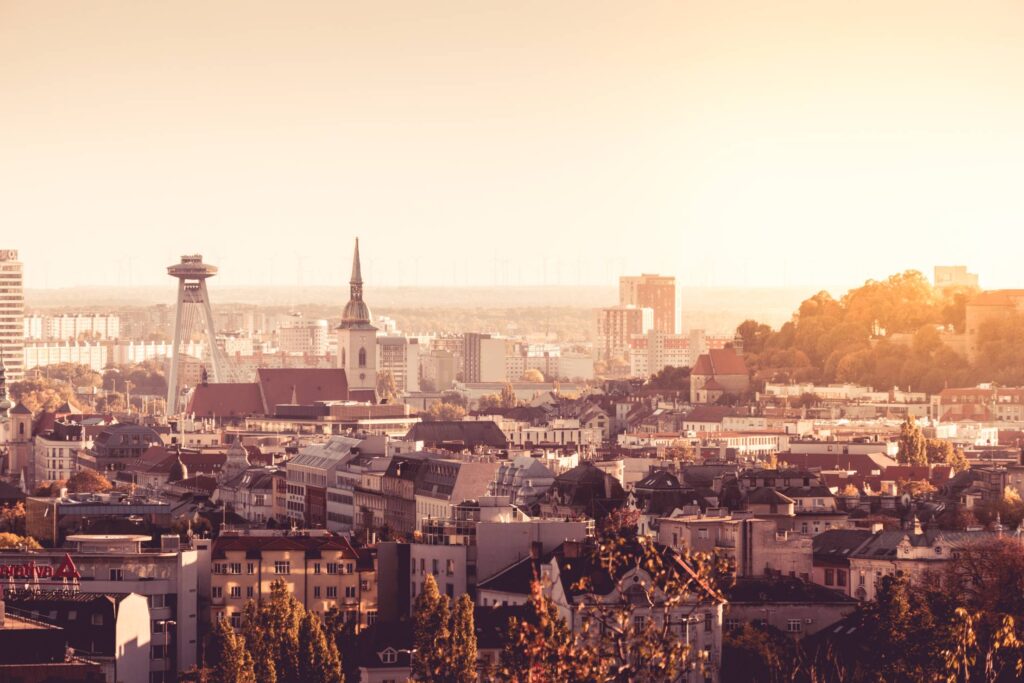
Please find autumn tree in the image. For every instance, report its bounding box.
[376,370,399,403]
[424,401,467,421]
[208,615,257,683]
[498,580,597,683]
[898,479,937,498]
[412,574,452,681]
[897,415,927,466]
[451,594,478,683]
[0,532,42,549]
[0,502,27,535]
[241,580,302,683]
[499,383,519,408]
[297,611,344,683]
[66,468,113,493]
[521,368,545,383]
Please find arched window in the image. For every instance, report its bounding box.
[341,348,346,366]
[18,422,24,436]
[358,347,367,368]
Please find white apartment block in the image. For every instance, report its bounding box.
[377,336,421,393]
[0,249,24,380]
[42,313,121,341]
[278,318,329,356]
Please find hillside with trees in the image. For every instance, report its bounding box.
[735,270,994,393]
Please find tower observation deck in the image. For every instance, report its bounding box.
[166,255,223,414]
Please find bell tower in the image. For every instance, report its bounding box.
[337,239,378,398]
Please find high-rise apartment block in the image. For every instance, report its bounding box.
[619,273,676,334]
[596,305,653,361]
[0,250,24,381]
[278,317,329,356]
[463,332,506,383]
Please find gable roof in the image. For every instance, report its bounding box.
[188,383,264,418]
[256,368,350,412]
[405,421,509,450]
[691,348,748,377]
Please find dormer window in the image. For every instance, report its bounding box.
[380,648,398,664]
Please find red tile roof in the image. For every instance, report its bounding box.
[691,348,748,377]
[257,368,350,411]
[188,383,264,418]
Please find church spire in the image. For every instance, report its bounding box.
[340,238,373,328]
[350,237,363,287]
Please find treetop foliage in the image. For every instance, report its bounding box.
[736,270,988,393]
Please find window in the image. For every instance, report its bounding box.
[838,569,847,587]
[230,612,242,629]
[230,586,241,599]
[91,613,104,626]
[212,587,223,599]
[787,619,803,633]
[68,610,77,621]
[314,563,322,575]
[633,615,646,630]
[697,528,709,540]
[346,563,354,574]
[725,618,740,630]
[314,586,321,598]
[704,613,713,632]
[327,563,339,575]
[858,572,866,587]
[381,648,397,664]
[345,586,356,598]
[247,586,254,598]
[420,558,426,574]
[366,610,378,626]
[109,568,124,581]
[825,568,835,586]
[149,594,166,609]
[274,561,290,575]
[445,583,454,599]
[358,348,367,367]
[151,644,167,660]
[247,563,255,575]
[432,559,439,575]
[446,559,456,576]
[326,586,338,598]
[230,563,242,575]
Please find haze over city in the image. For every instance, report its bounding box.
[4,1,1024,289]
[6,3,1024,683]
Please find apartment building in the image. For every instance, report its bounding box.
[209,530,377,630]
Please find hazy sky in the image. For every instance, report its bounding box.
[3,1,1024,290]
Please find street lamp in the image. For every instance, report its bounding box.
[157,619,176,683]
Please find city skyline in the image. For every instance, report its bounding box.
[5,1,1024,289]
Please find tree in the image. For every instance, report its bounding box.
[65,469,113,493]
[898,479,937,498]
[898,415,927,466]
[521,368,545,383]
[499,383,519,408]
[208,615,257,683]
[241,580,303,683]
[451,594,478,683]
[476,394,503,412]
[376,370,399,403]
[0,532,41,549]
[412,574,452,681]
[424,401,467,421]
[646,366,690,392]
[721,624,797,683]
[298,610,344,683]
[498,580,597,683]
[0,502,27,535]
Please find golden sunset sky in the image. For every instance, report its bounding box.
[2,1,1023,289]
